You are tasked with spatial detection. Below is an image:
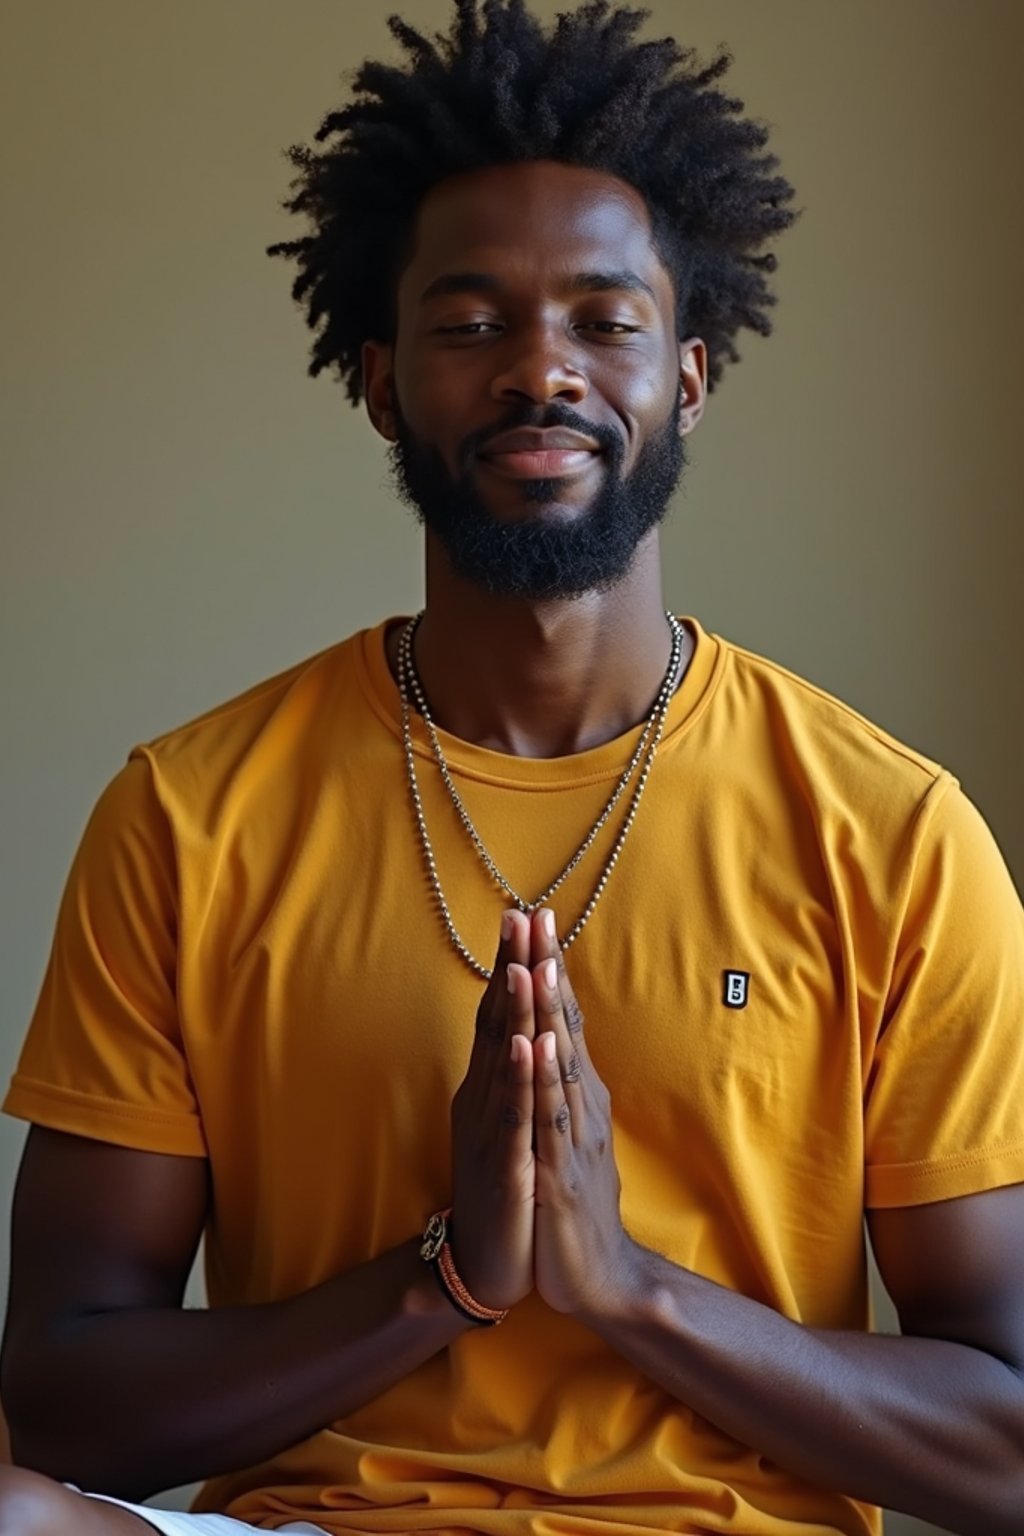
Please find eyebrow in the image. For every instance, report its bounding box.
[419,269,658,304]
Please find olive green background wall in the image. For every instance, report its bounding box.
[2,4,1021,1532]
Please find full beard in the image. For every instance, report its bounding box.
[387,387,686,602]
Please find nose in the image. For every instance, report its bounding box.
[490,326,589,407]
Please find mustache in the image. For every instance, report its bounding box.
[459,406,624,471]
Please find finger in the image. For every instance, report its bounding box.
[533,1029,572,1169]
[483,961,536,1125]
[532,912,608,1124]
[506,961,537,1043]
[499,1031,535,1157]
[532,956,583,1118]
[472,909,530,1054]
[529,907,557,971]
[531,910,590,1059]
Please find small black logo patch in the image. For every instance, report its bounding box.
[723,970,750,1009]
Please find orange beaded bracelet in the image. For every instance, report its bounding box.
[419,1208,508,1326]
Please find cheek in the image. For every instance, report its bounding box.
[394,341,465,430]
[392,370,450,449]
[631,342,682,412]
[604,357,680,457]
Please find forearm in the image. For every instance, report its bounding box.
[4,1235,469,1501]
[586,1243,1024,1536]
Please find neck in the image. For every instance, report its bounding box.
[386,532,690,758]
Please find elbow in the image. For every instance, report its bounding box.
[1,1351,153,1502]
[0,1353,53,1477]
[4,1429,158,1505]
[1,1349,60,1483]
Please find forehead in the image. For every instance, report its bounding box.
[399,160,672,303]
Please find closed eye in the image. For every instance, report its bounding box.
[434,319,645,341]
[437,321,503,335]
[579,321,643,336]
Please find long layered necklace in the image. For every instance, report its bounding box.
[397,612,685,979]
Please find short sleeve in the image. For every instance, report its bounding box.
[3,754,206,1156]
[864,777,1024,1207]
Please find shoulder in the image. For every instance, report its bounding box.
[139,628,365,767]
[709,631,950,827]
[70,622,395,875]
[122,623,386,833]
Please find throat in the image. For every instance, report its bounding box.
[460,703,659,759]
[390,612,690,760]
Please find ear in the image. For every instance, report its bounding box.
[677,338,708,435]
[362,340,398,442]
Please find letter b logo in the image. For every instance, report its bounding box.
[723,970,750,1009]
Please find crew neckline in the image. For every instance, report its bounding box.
[357,615,724,789]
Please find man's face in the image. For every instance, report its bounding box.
[364,161,703,600]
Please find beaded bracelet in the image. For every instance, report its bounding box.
[419,1208,508,1326]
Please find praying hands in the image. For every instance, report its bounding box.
[449,908,636,1319]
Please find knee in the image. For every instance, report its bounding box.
[0,1466,79,1535]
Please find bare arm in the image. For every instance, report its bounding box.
[1,908,538,1501]
[0,1126,467,1500]
[584,1188,1024,1536]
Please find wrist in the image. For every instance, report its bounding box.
[574,1232,659,1329]
[419,1209,509,1327]
[402,1236,476,1330]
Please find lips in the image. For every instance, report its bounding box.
[477,427,602,481]
[479,427,601,455]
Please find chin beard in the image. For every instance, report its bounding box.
[387,388,686,601]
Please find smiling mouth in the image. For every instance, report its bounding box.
[477,448,602,480]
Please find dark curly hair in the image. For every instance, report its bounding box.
[268,0,796,404]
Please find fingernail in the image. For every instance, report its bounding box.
[543,959,557,990]
[542,1034,556,1062]
[542,910,556,941]
[501,911,514,941]
[507,965,516,993]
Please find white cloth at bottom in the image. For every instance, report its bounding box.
[81,1489,327,1534]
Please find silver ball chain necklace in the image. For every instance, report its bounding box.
[397,611,685,979]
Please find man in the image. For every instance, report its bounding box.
[1,3,1022,1534]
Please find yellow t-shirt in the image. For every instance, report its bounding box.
[6,617,1024,1536]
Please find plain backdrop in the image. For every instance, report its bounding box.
[2,4,1022,1532]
